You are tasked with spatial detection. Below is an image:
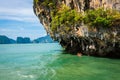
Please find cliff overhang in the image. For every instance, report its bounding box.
[33,0,120,58]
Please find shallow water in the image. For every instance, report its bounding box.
[0,43,120,80]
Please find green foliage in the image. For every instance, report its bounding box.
[111,10,120,27]
[51,15,59,31]
[34,0,39,4]
[34,0,120,33]
[50,4,120,32]
[84,8,111,28]
[84,8,120,28]
[34,0,55,8]
[51,5,83,32]
[48,2,54,7]
[41,0,55,8]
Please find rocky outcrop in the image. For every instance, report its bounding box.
[17,37,31,43]
[0,35,16,44]
[33,0,120,58]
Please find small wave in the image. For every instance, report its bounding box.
[17,71,34,78]
[50,68,56,78]
[21,75,34,78]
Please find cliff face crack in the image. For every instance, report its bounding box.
[33,0,120,58]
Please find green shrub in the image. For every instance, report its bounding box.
[51,4,83,32]
[84,8,120,29]
[34,0,39,4]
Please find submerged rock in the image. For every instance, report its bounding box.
[33,0,120,58]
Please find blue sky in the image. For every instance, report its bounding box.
[0,0,46,40]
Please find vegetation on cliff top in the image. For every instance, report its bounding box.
[34,0,55,8]
[51,4,83,32]
[34,0,39,4]
[50,4,120,32]
[84,8,120,29]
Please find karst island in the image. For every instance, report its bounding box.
[33,0,120,58]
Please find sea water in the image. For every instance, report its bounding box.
[0,43,120,80]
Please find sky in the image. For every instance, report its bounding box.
[0,0,47,40]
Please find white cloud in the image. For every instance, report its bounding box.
[0,0,38,22]
[0,0,47,39]
[0,8,33,16]
[0,7,38,22]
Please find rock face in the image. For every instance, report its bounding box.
[0,35,16,44]
[0,35,11,44]
[17,37,31,43]
[33,0,120,58]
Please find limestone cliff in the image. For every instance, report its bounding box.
[33,0,120,58]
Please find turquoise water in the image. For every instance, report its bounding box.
[0,43,120,80]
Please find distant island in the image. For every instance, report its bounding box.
[0,35,16,44]
[0,35,55,44]
[33,35,55,43]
